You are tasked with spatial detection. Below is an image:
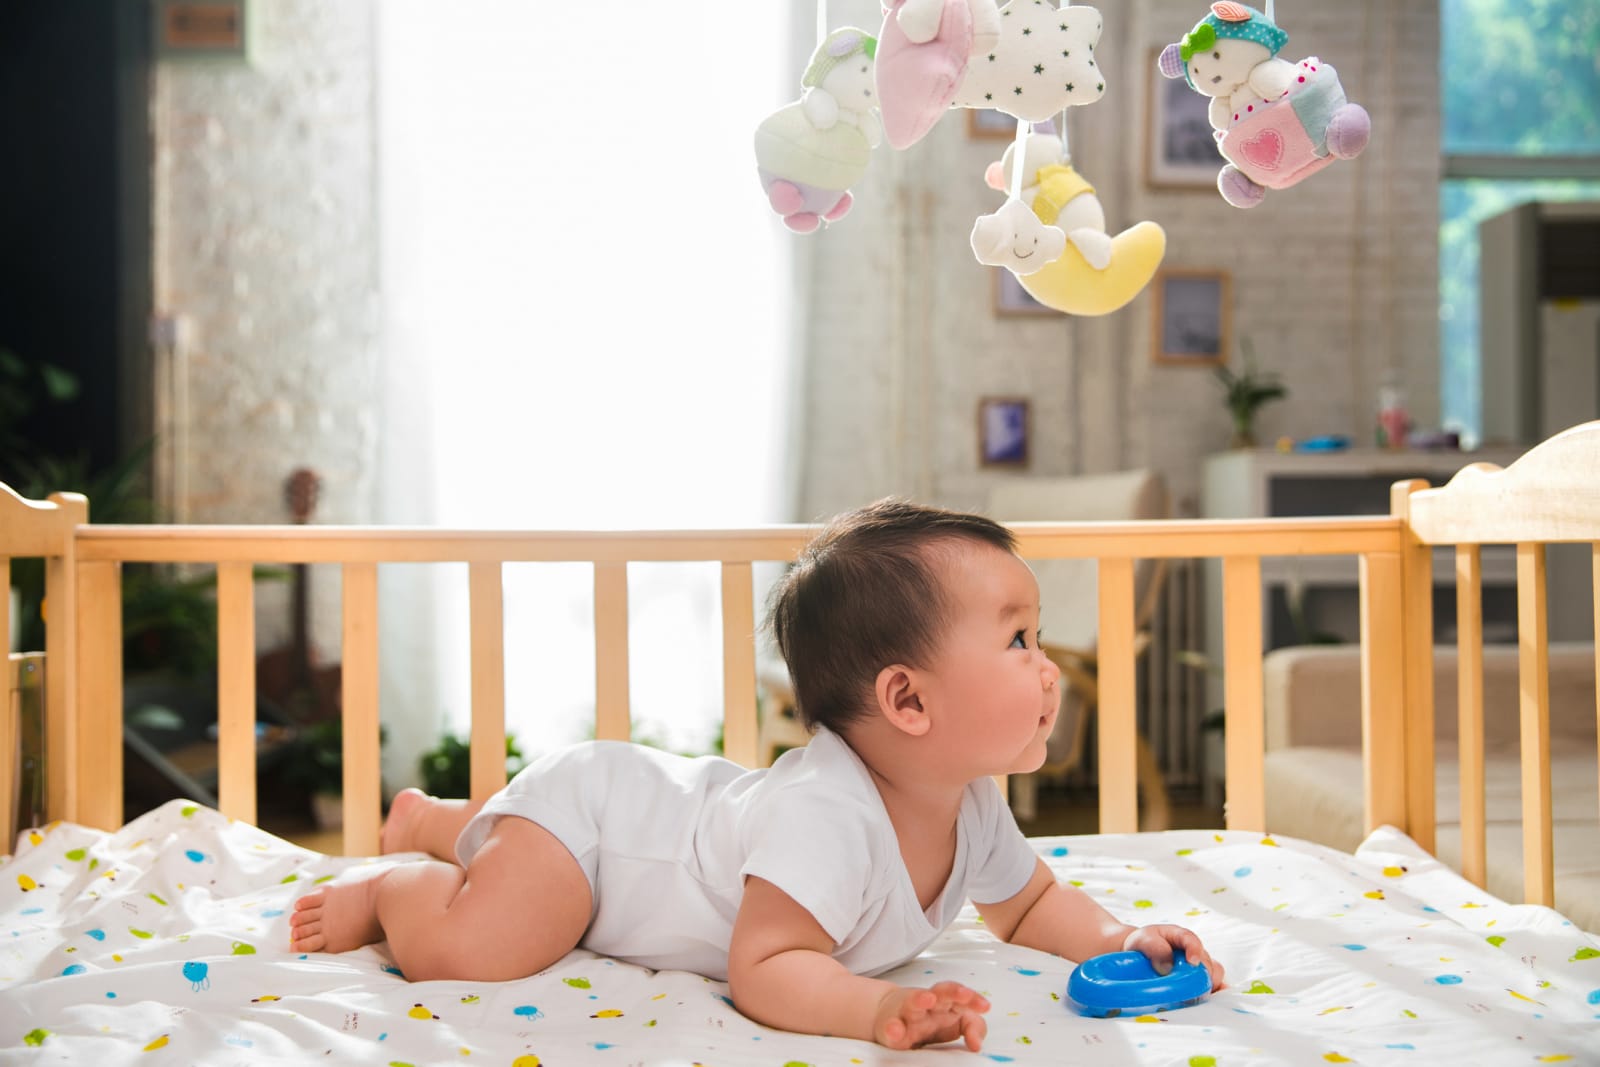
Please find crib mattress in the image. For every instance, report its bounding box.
[2,801,1597,1065]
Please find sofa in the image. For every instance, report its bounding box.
[1263,643,1598,932]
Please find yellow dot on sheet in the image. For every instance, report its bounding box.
[651,994,666,1000]
[1133,1015,1163,1023]
[458,1047,470,1055]
[1260,837,1278,846]
[1535,1057,1574,1063]
[1323,1054,1352,1063]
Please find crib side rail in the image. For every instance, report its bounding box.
[1397,419,1600,910]
[67,517,1405,856]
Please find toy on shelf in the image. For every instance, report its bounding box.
[978,120,1166,315]
[1066,950,1213,1018]
[754,27,882,233]
[1157,1,1370,208]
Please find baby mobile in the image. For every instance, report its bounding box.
[753,0,1371,315]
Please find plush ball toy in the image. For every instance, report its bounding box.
[983,123,1167,315]
[951,1,1105,123]
[754,28,883,232]
[1158,1,1370,208]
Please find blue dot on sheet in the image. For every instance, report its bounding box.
[589,994,597,1000]
[1587,989,1600,1006]
[513,1005,542,1019]
[261,909,283,918]
[20,908,41,916]
[1422,906,1440,913]
[1385,1043,1415,1050]
[1342,944,1367,951]
[1235,867,1253,877]
[184,850,207,863]
[378,1033,387,1041]
[1012,967,1041,976]
[985,1057,1014,1063]
[62,964,85,976]
[106,992,116,998]
[593,1043,613,1050]
[1435,974,1463,985]
[1051,846,1069,856]
[86,929,105,940]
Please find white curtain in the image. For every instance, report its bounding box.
[376,1,801,773]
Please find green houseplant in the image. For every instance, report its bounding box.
[419,731,528,799]
[1213,339,1287,448]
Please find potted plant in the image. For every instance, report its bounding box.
[419,731,527,799]
[1213,339,1287,448]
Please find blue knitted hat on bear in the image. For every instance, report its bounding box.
[1164,3,1289,89]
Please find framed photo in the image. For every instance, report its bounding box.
[1151,269,1232,365]
[992,268,1054,317]
[978,397,1030,468]
[968,107,1020,140]
[1143,48,1222,189]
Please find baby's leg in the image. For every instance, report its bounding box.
[381,788,485,861]
[378,816,591,982]
[289,817,591,982]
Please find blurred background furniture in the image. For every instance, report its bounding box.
[989,470,1174,829]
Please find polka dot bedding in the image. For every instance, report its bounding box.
[2,801,1595,1064]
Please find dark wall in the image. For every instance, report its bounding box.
[0,1,151,482]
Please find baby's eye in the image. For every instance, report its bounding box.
[1010,630,1028,650]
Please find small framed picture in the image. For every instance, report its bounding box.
[1144,48,1222,189]
[968,108,1020,140]
[978,397,1030,468]
[1151,269,1232,365]
[993,268,1054,317]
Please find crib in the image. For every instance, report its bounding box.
[2,423,1597,1065]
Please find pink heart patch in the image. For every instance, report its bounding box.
[1240,128,1285,171]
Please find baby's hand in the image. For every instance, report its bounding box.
[873,981,990,1051]
[1123,924,1227,992]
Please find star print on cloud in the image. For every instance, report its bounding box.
[951,0,1104,123]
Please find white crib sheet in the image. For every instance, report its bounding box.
[2,800,1597,1065]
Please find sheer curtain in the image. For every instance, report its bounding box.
[376,1,801,773]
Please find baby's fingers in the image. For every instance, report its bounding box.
[928,980,991,1013]
[958,1007,987,1052]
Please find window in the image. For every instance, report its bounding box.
[1438,0,1600,444]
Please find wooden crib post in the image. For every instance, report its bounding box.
[1515,542,1555,907]
[1454,545,1488,888]
[43,492,87,824]
[216,562,258,824]
[468,562,508,804]
[1358,550,1406,835]
[341,562,382,857]
[1221,556,1265,832]
[74,558,123,831]
[1391,480,1435,852]
[1096,557,1137,833]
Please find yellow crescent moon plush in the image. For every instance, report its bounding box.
[1015,163,1165,316]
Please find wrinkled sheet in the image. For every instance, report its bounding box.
[2,800,1597,1065]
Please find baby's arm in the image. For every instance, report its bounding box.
[976,859,1226,988]
[729,876,990,1051]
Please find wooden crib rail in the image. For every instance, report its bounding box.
[1398,419,1600,911]
[59,516,1406,857]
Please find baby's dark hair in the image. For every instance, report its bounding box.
[766,498,1017,734]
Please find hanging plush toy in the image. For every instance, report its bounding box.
[874,0,1001,150]
[754,27,882,232]
[1158,2,1370,208]
[979,122,1167,316]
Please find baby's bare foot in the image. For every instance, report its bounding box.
[381,788,431,855]
[289,870,390,953]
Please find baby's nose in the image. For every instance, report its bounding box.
[1041,653,1061,688]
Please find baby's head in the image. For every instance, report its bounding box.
[1158,2,1287,98]
[766,498,1017,735]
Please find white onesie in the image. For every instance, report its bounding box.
[454,727,1040,980]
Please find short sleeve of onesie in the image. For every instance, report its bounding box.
[960,776,1041,905]
[738,790,886,946]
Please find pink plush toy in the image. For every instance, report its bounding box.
[1158,2,1369,208]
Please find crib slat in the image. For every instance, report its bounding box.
[1397,482,1437,854]
[1359,552,1406,833]
[341,563,382,858]
[1515,543,1554,907]
[1455,546,1487,888]
[468,563,507,804]
[75,559,123,831]
[593,562,631,743]
[216,562,257,825]
[721,563,758,769]
[1096,557,1137,833]
[44,493,88,823]
[1222,556,1265,833]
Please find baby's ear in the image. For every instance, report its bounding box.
[875,664,930,736]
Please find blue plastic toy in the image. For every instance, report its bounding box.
[1065,950,1212,1017]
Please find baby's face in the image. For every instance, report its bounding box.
[918,544,1062,778]
[1184,38,1269,98]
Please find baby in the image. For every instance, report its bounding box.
[289,499,1224,1051]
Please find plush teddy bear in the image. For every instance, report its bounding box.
[1158,1,1370,208]
[753,28,883,232]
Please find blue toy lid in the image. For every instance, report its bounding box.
[1065,950,1212,1017]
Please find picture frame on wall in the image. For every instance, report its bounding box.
[967,108,1019,140]
[1151,269,1231,365]
[992,268,1054,317]
[1143,48,1222,189]
[978,397,1030,467]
